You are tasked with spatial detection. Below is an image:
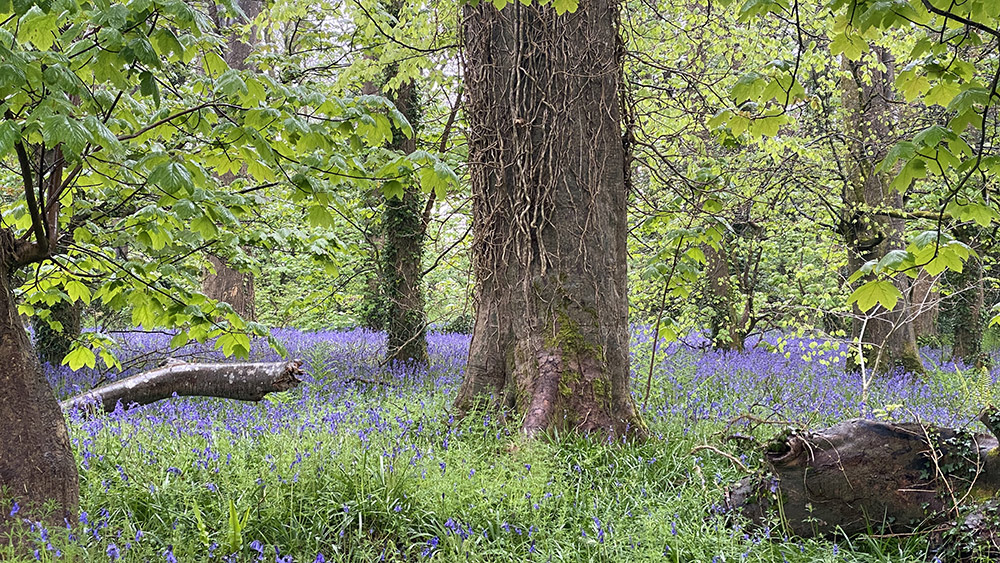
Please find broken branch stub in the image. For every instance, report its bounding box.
[60,360,304,413]
[728,415,1000,538]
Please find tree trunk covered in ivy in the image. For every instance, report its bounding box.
[704,244,745,351]
[32,295,82,367]
[202,0,261,322]
[0,233,79,540]
[948,225,985,367]
[454,0,645,438]
[382,48,428,365]
[839,47,924,375]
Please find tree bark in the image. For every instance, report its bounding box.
[911,269,939,339]
[727,412,1000,538]
[202,0,262,322]
[454,0,645,438]
[382,52,428,365]
[839,47,925,375]
[0,234,79,538]
[949,225,985,367]
[60,360,303,414]
[704,244,744,351]
[204,254,256,321]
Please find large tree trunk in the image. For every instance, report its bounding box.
[454,0,645,437]
[0,240,79,538]
[840,47,925,375]
[382,59,428,365]
[202,0,261,322]
[728,413,1000,538]
[61,360,303,413]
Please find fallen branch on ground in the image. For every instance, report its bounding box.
[61,359,304,413]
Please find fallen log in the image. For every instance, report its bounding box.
[61,359,304,413]
[727,409,1000,538]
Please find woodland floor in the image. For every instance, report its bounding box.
[4,328,994,562]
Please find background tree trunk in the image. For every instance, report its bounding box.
[382,49,428,365]
[704,244,744,351]
[454,0,645,437]
[202,0,261,322]
[840,47,925,375]
[32,299,82,366]
[911,270,939,340]
[948,225,985,367]
[0,239,79,538]
[204,254,256,320]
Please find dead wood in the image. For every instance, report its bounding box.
[726,411,1000,539]
[60,359,303,413]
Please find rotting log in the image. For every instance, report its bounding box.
[727,410,1000,538]
[60,359,303,413]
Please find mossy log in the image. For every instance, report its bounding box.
[61,359,303,413]
[727,410,1000,538]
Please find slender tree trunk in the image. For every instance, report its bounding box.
[383,68,428,365]
[0,235,79,538]
[203,0,261,322]
[454,0,645,437]
[840,47,925,375]
[910,270,939,340]
[704,244,744,351]
[949,225,985,366]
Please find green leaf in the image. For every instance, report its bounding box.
[140,71,160,107]
[192,216,218,238]
[149,161,194,194]
[64,346,97,370]
[382,180,405,201]
[202,51,229,76]
[84,116,123,155]
[65,280,92,304]
[830,32,866,60]
[899,75,931,102]
[17,7,58,51]
[307,205,333,228]
[875,249,908,272]
[217,69,248,97]
[912,124,953,148]
[551,0,578,15]
[924,81,961,107]
[848,280,902,312]
[42,114,90,155]
[0,121,19,156]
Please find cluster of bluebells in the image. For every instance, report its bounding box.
[26,326,992,561]
[631,327,989,429]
